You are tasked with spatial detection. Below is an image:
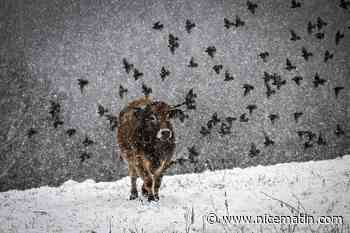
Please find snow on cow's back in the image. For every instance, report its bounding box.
[0,155,350,233]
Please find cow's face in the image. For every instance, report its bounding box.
[136,101,174,143]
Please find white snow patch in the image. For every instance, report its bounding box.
[1,155,350,233]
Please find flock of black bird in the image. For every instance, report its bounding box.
[26,0,348,167]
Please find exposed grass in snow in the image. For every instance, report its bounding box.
[0,155,350,233]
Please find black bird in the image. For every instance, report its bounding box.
[142,83,152,96]
[335,124,345,136]
[200,126,211,136]
[290,30,301,41]
[265,84,276,98]
[339,0,350,9]
[246,104,257,114]
[317,17,327,30]
[49,101,61,119]
[188,146,199,162]
[97,104,108,117]
[177,158,190,166]
[27,128,38,138]
[271,74,286,89]
[259,52,269,62]
[315,32,325,40]
[188,57,198,68]
[249,143,260,157]
[207,112,221,129]
[307,22,316,34]
[334,86,344,98]
[49,101,64,128]
[240,113,249,122]
[160,67,170,81]
[302,47,313,61]
[292,76,303,85]
[213,64,223,74]
[317,133,326,145]
[263,73,276,98]
[184,88,197,110]
[168,34,179,54]
[168,109,188,123]
[133,68,143,80]
[66,128,76,137]
[268,114,279,124]
[152,21,164,30]
[324,50,334,62]
[263,72,274,82]
[264,133,275,147]
[234,16,245,27]
[243,84,254,96]
[122,58,134,74]
[104,114,118,131]
[313,73,326,88]
[291,0,301,8]
[185,20,196,33]
[305,131,316,141]
[285,59,296,71]
[219,118,234,135]
[205,46,216,58]
[335,31,344,45]
[224,70,234,81]
[297,130,311,139]
[225,116,237,124]
[247,1,258,14]
[224,18,235,29]
[119,85,128,99]
[83,136,94,146]
[219,118,235,135]
[294,112,303,123]
[219,123,231,135]
[303,141,313,150]
[53,119,64,128]
[77,79,89,93]
[80,152,91,162]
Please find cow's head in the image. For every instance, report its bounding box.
[134,101,177,144]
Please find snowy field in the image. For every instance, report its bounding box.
[1,155,350,233]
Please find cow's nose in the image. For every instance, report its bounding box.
[157,129,172,140]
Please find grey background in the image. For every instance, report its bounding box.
[0,0,349,192]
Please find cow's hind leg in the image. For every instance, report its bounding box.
[129,164,138,200]
[153,175,163,201]
[141,183,148,197]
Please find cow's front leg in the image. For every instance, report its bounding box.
[144,175,162,202]
[142,175,157,201]
[129,176,138,200]
[128,164,138,200]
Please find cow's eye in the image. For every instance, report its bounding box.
[149,114,157,121]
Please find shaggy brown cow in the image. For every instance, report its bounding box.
[117,96,176,201]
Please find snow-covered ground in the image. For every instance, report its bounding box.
[1,155,350,233]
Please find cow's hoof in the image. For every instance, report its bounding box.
[129,191,138,200]
[154,194,159,201]
[147,194,159,202]
[147,195,155,202]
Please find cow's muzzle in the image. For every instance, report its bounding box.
[156,128,172,141]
